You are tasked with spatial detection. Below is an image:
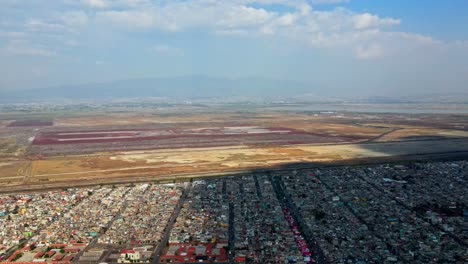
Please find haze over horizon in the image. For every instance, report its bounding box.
[1,0,468,98]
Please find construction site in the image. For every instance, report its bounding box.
[1,104,468,193]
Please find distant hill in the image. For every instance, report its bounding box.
[0,76,318,102]
[362,93,468,104]
[1,76,467,103]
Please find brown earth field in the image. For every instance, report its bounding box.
[0,109,468,193]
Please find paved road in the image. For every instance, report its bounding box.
[270,174,329,264]
[228,202,235,264]
[222,178,235,264]
[364,128,402,143]
[152,183,191,264]
[74,188,132,263]
[253,174,262,199]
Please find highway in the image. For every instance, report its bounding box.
[3,148,468,195]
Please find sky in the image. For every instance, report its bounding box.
[1,0,468,97]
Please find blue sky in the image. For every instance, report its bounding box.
[1,0,467,97]
[346,0,468,40]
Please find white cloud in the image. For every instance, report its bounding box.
[217,6,273,28]
[95,60,108,65]
[351,31,441,59]
[65,39,79,46]
[96,2,277,31]
[82,0,108,8]
[70,0,151,9]
[355,44,384,59]
[311,0,350,4]
[353,13,400,30]
[98,10,156,29]
[276,13,297,26]
[24,11,88,34]
[61,11,88,28]
[31,67,47,77]
[260,25,275,35]
[2,43,56,57]
[353,13,380,29]
[454,40,468,49]
[150,44,182,55]
[215,29,249,36]
[3,0,463,62]
[25,19,65,32]
[90,1,440,60]
[0,10,89,59]
[137,2,395,39]
[380,17,401,27]
[0,31,26,39]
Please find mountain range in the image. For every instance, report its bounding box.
[1,76,467,103]
[0,76,315,102]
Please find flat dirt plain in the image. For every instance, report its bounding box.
[1,104,467,193]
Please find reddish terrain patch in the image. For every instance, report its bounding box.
[9,120,53,127]
[32,126,311,145]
